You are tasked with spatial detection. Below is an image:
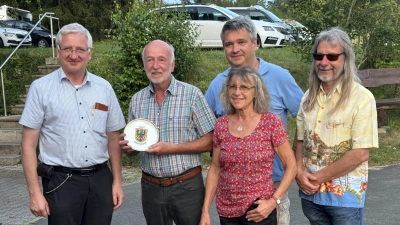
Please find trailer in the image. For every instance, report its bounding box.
[0,5,32,21]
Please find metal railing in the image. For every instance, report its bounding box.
[0,12,54,116]
[39,14,60,57]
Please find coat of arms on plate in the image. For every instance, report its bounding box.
[135,128,147,143]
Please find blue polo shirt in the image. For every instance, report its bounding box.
[205,58,304,181]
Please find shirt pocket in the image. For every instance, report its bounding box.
[92,109,108,134]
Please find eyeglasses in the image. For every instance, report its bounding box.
[312,52,344,61]
[58,45,90,54]
[228,85,255,93]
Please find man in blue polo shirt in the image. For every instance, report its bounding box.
[205,16,303,225]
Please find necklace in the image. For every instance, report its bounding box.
[237,114,257,131]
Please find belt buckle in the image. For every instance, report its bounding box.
[159,178,173,187]
[81,168,94,176]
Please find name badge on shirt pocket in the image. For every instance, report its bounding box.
[92,102,108,133]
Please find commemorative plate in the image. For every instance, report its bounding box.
[124,118,159,151]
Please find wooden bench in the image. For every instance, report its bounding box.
[358,68,400,127]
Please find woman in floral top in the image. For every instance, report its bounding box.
[200,66,297,225]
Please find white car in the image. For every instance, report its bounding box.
[161,4,290,48]
[0,20,32,48]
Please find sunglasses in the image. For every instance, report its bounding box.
[312,52,344,61]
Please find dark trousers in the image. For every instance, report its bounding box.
[41,166,114,225]
[141,172,205,225]
[220,205,277,225]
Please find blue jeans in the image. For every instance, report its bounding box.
[301,199,364,225]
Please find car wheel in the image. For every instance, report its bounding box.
[37,38,49,48]
[257,35,262,48]
[0,38,4,48]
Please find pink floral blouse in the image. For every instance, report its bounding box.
[213,112,288,217]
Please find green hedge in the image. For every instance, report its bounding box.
[0,47,49,116]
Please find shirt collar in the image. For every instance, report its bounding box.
[58,68,91,87]
[147,75,177,96]
[318,81,343,95]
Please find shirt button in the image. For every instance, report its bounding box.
[83,131,86,133]
[81,117,84,119]
[321,107,324,109]
[76,89,78,91]
[318,120,321,123]
[85,146,87,148]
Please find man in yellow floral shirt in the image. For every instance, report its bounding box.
[295,27,379,225]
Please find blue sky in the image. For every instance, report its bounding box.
[163,0,182,4]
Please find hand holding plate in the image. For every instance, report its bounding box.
[124,118,159,151]
[119,133,139,156]
[147,142,173,155]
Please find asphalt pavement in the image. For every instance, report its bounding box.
[1,164,399,225]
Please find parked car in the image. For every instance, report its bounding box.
[0,20,32,47]
[227,5,297,41]
[160,4,291,48]
[2,20,56,47]
[282,19,311,41]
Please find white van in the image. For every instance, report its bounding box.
[161,4,291,48]
[0,5,32,21]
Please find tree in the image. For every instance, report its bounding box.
[1,0,117,41]
[107,1,201,114]
[277,0,400,70]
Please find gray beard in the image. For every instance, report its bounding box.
[318,73,340,83]
[317,67,343,83]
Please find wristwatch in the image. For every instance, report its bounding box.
[271,195,281,205]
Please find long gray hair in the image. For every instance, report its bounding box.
[220,66,270,114]
[303,27,361,115]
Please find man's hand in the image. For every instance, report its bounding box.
[112,184,124,210]
[30,194,50,217]
[245,199,276,222]
[147,142,173,155]
[118,133,139,156]
[295,170,320,195]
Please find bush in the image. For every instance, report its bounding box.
[0,48,47,116]
[107,1,201,115]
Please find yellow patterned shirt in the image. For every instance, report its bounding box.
[297,82,378,207]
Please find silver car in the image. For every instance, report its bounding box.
[0,21,32,48]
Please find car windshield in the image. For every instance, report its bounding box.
[26,21,51,32]
[0,21,13,28]
[259,8,281,22]
[216,6,240,18]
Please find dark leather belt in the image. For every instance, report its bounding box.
[53,161,108,177]
[142,166,202,187]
